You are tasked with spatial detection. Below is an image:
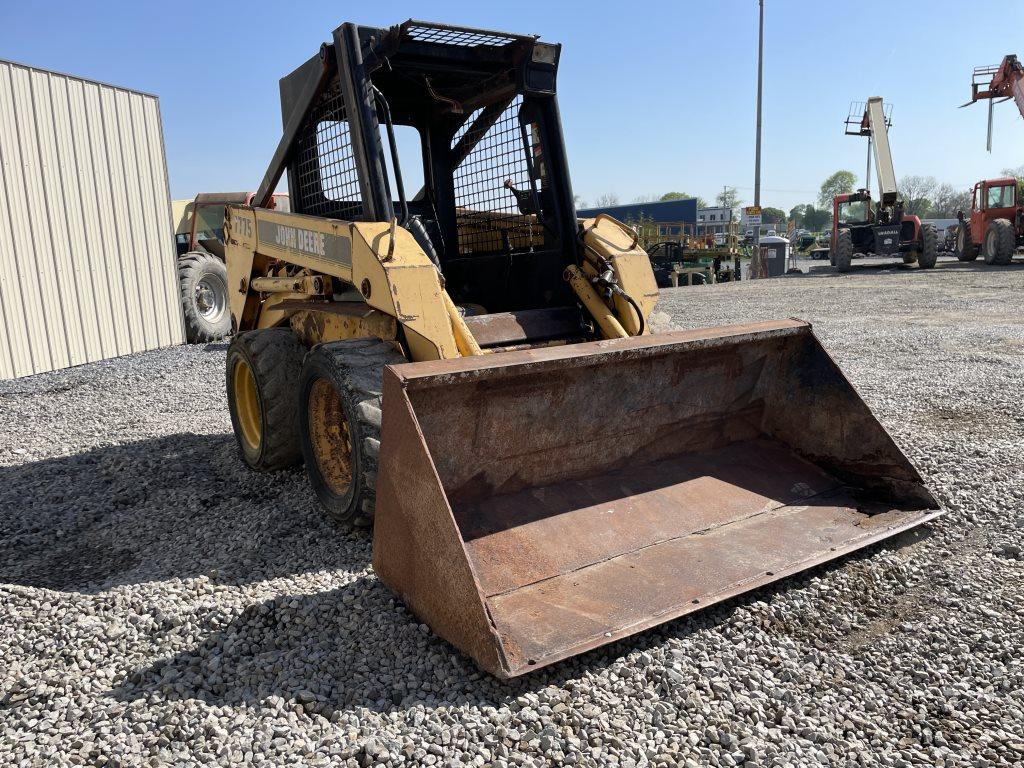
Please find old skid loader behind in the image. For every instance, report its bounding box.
[223,20,940,677]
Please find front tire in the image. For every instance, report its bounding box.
[834,230,853,273]
[983,219,1015,265]
[955,224,979,261]
[917,223,938,269]
[298,339,406,526]
[226,329,305,471]
[179,251,231,343]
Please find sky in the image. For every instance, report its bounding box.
[2,0,1022,214]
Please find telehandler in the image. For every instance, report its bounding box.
[223,20,940,677]
[831,98,938,272]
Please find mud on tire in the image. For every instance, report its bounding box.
[226,329,305,471]
[298,339,406,526]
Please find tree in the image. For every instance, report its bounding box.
[818,170,857,209]
[802,205,830,232]
[930,184,971,218]
[573,194,587,209]
[897,175,937,217]
[660,191,709,208]
[632,194,659,203]
[1001,165,1024,198]
[788,204,807,228]
[715,186,741,210]
[761,207,786,226]
[593,193,620,207]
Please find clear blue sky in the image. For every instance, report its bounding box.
[3,0,1022,213]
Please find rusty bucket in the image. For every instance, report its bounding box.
[373,319,940,678]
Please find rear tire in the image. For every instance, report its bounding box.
[226,329,305,471]
[179,251,230,343]
[298,339,406,526]
[983,219,1015,265]
[955,224,979,261]
[917,223,938,269]
[834,230,853,273]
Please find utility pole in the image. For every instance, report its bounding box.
[754,0,764,209]
[752,0,765,276]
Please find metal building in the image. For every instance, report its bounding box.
[0,60,183,380]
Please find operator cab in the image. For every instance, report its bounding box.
[278,21,579,327]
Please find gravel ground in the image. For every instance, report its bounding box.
[2,259,1023,767]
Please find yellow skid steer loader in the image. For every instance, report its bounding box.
[223,20,940,677]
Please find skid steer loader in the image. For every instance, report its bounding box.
[223,20,940,678]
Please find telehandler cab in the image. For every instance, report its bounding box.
[223,20,939,677]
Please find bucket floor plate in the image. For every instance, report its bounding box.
[454,438,938,673]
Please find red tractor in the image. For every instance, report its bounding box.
[955,178,1022,265]
[830,188,937,272]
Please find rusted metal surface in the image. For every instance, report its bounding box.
[462,306,582,347]
[373,319,941,678]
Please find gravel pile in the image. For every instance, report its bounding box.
[2,260,1022,767]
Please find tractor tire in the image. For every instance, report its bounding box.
[917,223,938,269]
[298,338,406,527]
[226,329,305,472]
[956,223,979,261]
[983,218,1015,265]
[179,251,230,343]
[833,230,853,273]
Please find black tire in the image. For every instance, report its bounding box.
[917,223,938,269]
[226,329,305,471]
[956,223,979,261]
[983,219,1015,265]
[179,251,231,343]
[834,230,853,272]
[298,339,406,526]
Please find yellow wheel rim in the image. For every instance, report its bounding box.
[307,378,353,497]
[233,359,262,453]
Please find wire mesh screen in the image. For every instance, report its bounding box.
[292,77,363,219]
[405,24,520,48]
[452,96,542,254]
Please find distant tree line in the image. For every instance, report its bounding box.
[582,164,1015,230]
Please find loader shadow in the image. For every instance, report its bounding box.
[0,433,368,593]
[110,525,931,716]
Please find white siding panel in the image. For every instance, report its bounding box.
[0,60,184,379]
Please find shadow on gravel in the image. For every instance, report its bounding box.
[0,433,363,592]
[110,526,935,717]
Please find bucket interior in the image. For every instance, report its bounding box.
[382,322,939,675]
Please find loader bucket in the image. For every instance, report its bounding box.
[373,319,940,678]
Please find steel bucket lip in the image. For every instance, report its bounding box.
[387,318,813,387]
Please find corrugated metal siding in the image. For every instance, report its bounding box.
[0,60,184,380]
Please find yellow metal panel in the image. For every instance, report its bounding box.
[581,216,659,335]
[230,209,461,361]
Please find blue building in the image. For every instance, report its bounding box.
[576,198,698,237]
